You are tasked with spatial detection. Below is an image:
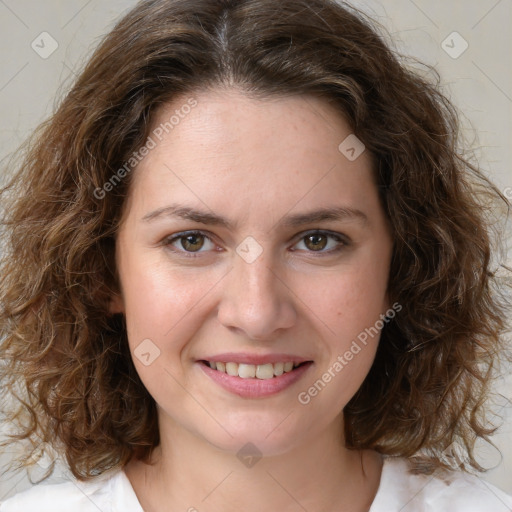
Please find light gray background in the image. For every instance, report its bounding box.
[0,0,511,503]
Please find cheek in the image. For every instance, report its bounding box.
[122,264,209,341]
[118,256,212,399]
[297,262,388,341]
[291,258,389,410]
[296,269,386,412]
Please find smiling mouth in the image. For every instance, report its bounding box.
[199,360,312,380]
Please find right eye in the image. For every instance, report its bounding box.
[162,230,218,257]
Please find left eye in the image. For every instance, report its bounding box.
[162,230,346,256]
[164,232,216,253]
[292,231,345,253]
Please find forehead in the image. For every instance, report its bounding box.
[148,88,356,157]
[123,88,379,226]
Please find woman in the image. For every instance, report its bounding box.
[1,0,511,510]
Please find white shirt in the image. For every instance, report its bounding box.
[1,456,511,511]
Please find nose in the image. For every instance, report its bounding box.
[217,249,297,340]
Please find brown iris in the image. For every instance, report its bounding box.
[181,234,205,252]
[304,233,328,251]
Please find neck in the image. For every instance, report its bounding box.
[125,413,383,512]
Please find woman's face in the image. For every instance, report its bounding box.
[113,88,393,456]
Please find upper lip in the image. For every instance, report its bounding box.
[199,353,313,365]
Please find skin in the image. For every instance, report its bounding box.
[112,88,394,512]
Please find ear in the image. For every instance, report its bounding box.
[108,293,125,315]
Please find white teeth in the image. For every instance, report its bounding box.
[273,362,284,376]
[283,362,294,372]
[238,363,256,378]
[225,362,238,376]
[255,363,274,379]
[207,361,304,379]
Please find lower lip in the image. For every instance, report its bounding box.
[198,361,313,398]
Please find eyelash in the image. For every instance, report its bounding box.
[161,230,349,258]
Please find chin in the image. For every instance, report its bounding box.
[196,414,310,458]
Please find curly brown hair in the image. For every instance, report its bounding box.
[1,0,510,482]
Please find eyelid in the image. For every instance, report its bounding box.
[292,229,350,245]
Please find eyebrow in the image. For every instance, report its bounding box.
[141,204,368,229]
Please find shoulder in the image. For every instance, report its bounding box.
[370,456,512,512]
[0,469,143,512]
